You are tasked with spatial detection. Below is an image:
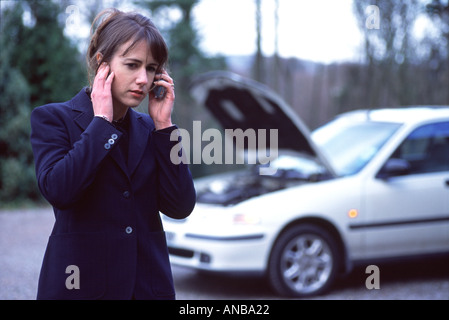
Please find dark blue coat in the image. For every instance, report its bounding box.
[30,88,196,300]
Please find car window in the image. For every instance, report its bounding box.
[391,122,449,174]
[313,121,401,176]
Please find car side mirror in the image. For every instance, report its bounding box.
[376,158,411,179]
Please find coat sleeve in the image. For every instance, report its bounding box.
[30,105,122,209]
[152,126,196,220]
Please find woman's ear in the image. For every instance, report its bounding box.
[94,52,105,75]
[96,52,103,64]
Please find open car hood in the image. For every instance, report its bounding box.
[189,71,336,177]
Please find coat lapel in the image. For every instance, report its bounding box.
[127,109,150,177]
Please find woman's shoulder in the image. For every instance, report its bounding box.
[31,101,73,123]
[34,88,89,112]
[31,88,90,122]
[33,100,71,114]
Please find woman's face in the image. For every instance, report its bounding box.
[108,39,159,110]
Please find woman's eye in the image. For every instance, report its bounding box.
[147,66,157,73]
[127,63,138,69]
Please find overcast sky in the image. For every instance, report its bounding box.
[51,0,364,64]
[193,0,363,63]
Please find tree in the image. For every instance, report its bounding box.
[135,0,226,90]
[253,0,263,82]
[134,0,227,177]
[7,0,86,108]
[0,0,86,206]
[353,0,449,108]
[354,0,421,108]
[1,3,36,204]
[426,0,449,102]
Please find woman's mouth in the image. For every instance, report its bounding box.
[130,90,144,98]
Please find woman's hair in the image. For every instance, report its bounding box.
[86,8,168,86]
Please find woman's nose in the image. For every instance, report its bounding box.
[136,68,148,85]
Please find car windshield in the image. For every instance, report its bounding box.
[312,119,401,176]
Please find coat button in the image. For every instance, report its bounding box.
[123,191,130,198]
[125,226,133,234]
[111,133,118,140]
[104,143,111,150]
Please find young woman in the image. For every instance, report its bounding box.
[30,8,196,300]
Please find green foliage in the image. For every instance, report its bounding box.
[0,0,86,207]
[5,0,87,107]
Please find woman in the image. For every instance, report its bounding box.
[30,8,196,300]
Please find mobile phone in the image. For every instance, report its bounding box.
[154,85,166,99]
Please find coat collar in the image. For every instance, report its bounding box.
[71,88,94,130]
[70,88,152,178]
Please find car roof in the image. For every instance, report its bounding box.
[336,107,449,126]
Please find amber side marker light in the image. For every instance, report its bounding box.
[348,209,359,218]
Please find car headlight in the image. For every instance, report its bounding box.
[233,213,261,225]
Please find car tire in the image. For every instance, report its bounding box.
[268,224,340,298]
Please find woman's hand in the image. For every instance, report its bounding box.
[91,63,114,122]
[148,70,175,130]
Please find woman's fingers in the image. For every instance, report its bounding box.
[152,71,175,99]
[94,63,109,88]
[104,71,114,89]
[148,70,175,129]
[91,63,114,121]
[155,71,174,85]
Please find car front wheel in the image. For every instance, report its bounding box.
[268,224,340,297]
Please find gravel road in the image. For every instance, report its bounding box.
[0,207,54,300]
[1,207,448,300]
